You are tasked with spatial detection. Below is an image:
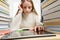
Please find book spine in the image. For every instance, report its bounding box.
[0,1,9,9]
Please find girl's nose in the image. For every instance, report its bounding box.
[25,8,29,13]
[26,8,29,11]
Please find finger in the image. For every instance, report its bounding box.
[38,26,44,31]
[37,27,44,34]
[32,27,38,34]
[36,27,39,34]
[37,26,41,32]
[34,26,38,32]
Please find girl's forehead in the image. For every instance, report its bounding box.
[23,1,32,6]
[22,0,31,2]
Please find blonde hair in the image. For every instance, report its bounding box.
[16,0,38,15]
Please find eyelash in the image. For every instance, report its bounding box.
[29,7,31,9]
[24,7,26,9]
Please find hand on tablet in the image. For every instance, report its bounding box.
[30,26,45,34]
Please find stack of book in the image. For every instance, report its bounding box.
[0,0,10,30]
[42,0,60,33]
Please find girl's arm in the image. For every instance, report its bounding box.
[35,15,43,26]
[10,10,22,30]
[31,15,44,34]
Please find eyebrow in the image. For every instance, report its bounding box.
[21,0,31,2]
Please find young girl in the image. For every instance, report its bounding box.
[10,0,44,34]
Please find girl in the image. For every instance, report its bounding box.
[10,0,44,34]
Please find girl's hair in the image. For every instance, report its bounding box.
[16,0,37,15]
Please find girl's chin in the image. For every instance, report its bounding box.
[24,13,30,15]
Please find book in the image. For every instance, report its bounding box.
[0,5,9,13]
[0,21,9,24]
[0,0,9,6]
[0,17,10,21]
[42,0,60,16]
[0,24,9,29]
[0,9,9,14]
[0,1,9,9]
[0,13,10,18]
[42,0,57,9]
[42,6,60,16]
[44,10,60,20]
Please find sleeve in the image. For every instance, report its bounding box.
[35,15,43,26]
[10,12,22,30]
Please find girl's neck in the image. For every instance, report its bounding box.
[22,12,32,19]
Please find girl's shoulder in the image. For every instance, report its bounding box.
[30,12,39,19]
[30,12,38,16]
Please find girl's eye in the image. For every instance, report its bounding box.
[28,6,31,9]
[29,7,30,9]
[22,0,25,2]
[24,7,26,9]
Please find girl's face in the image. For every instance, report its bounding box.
[22,1,32,14]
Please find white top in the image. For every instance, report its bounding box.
[20,12,42,29]
[10,12,42,30]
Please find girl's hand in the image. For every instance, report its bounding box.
[18,4,23,13]
[30,26,45,34]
